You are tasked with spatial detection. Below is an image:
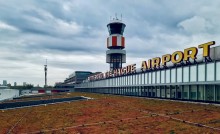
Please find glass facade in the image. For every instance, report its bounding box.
[76,61,220,103]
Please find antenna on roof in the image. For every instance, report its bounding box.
[115,13,118,20]
[44,59,47,88]
[121,14,122,21]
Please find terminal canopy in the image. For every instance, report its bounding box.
[107,22,126,35]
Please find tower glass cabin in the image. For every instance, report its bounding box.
[106,18,126,70]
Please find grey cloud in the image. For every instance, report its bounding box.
[1,0,220,86]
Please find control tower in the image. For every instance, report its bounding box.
[106,16,126,70]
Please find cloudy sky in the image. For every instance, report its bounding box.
[0,0,220,86]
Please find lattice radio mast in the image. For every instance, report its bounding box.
[44,59,47,88]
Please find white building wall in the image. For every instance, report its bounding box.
[0,89,19,101]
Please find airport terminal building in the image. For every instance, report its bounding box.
[74,18,220,103]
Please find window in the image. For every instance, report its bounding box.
[156,86,160,97]
[166,70,170,83]
[132,75,135,85]
[138,86,142,96]
[136,74,139,85]
[190,65,197,82]
[171,86,176,98]
[112,78,114,86]
[206,63,214,81]
[161,86,165,98]
[122,76,124,86]
[140,86,144,96]
[161,71,165,83]
[177,68,182,83]
[142,73,145,84]
[139,74,142,84]
[198,64,205,81]
[183,67,189,82]
[122,77,124,86]
[134,86,138,96]
[152,86,156,97]
[216,85,220,102]
[145,73,148,84]
[127,76,129,85]
[198,85,204,100]
[205,85,214,101]
[128,76,131,85]
[131,75,134,85]
[217,62,220,81]
[156,71,160,84]
[176,85,182,99]
[133,75,136,85]
[166,86,170,98]
[171,69,176,83]
[149,72,152,84]
[144,86,148,96]
[183,85,189,99]
[190,85,197,100]
[152,72,156,84]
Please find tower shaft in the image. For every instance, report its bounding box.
[44,59,47,88]
[45,66,47,87]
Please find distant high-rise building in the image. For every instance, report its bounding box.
[3,80,7,86]
[14,82,17,86]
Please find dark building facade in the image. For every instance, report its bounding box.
[64,71,92,84]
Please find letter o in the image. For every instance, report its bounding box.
[171,51,184,64]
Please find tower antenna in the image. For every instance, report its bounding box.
[44,59,47,88]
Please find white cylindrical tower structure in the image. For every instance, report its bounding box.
[106,17,126,70]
